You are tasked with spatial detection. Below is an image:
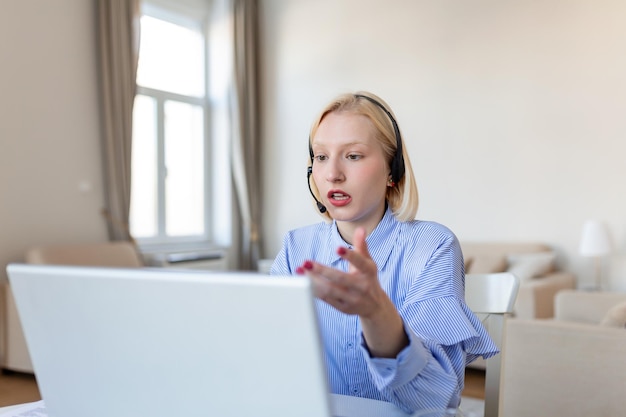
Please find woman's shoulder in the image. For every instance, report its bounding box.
[400,218,458,241]
[277,221,336,264]
[286,221,332,236]
[282,221,333,246]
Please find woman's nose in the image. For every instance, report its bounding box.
[325,160,345,183]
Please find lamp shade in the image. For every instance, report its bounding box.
[579,220,611,257]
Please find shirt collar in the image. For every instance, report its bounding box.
[328,206,400,269]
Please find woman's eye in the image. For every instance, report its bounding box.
[347,154,362,160]
[315,155,327,162]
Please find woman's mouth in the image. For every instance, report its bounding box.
[327,190,352,207]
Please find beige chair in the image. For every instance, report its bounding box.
[3,241,144,373]
[24,241,144,267]
[500,289,626,417]
[465,272,520,417]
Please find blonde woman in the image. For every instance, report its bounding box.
[271,92,495,413]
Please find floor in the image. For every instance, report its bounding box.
[0,371,41,407]
[462,368,486,399]
[0,368,485,408]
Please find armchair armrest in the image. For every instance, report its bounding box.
[513,272,576,319]
[501,318,626,417]
[554,289,626,323]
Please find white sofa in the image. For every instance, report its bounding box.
[500,290,626,417]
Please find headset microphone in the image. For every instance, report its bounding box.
[306,166,327,213]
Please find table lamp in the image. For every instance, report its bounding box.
[579,219,612,290]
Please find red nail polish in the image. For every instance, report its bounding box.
[337,247,347,256]
[303,261,313,270]
[296,267,305,275]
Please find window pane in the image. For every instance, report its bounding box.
[137,16,205,97]
[130,95,158,238]
[164,101,205,237]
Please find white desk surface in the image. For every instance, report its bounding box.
[0,395,410,417]
[0,400,45,417]
[331,393,410,417]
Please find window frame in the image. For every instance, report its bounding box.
[131,0,228,253]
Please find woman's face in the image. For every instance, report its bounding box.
[310,111,390,237]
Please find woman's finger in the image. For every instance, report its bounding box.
[337,228,376,275]
[301,259,352,287]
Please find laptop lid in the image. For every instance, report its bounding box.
[6,264,332,417]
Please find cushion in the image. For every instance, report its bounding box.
[600,302,626,328]
[467,255,507,274]
[464,256,473,273]
[506,252,556,281]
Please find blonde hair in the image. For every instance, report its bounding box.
[308,91,419,221]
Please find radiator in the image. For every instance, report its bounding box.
[150,250,228,271]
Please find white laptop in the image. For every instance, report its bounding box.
[6,264,408,417]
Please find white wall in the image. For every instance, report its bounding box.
[260,0,626,291]
[0,1,107,282]
[1,0,625,291]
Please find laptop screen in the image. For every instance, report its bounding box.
[7,264,332,417]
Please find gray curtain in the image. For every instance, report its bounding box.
[97,0,141,242]
[230,0,262,271]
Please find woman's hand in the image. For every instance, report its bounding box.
[296,227,408,358]
[297,227,382,316]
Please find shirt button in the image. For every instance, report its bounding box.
[347,342,354,349]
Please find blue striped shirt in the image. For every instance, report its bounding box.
[270,207,497,413]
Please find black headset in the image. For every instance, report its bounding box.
[307,94,406,213]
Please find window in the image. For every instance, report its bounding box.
[130,1,229,250]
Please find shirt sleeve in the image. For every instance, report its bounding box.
[360,321,464,412]
[359,230,498,412]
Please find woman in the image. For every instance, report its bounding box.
[270,91,496,413]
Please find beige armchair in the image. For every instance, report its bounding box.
[3,241,143,373]
[500,290,626,417]
[24,241,144,267]
[461,242,576,320]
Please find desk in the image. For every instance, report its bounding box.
[0,396,410,417]
[0,401,45,417]
[331,394,410,417]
